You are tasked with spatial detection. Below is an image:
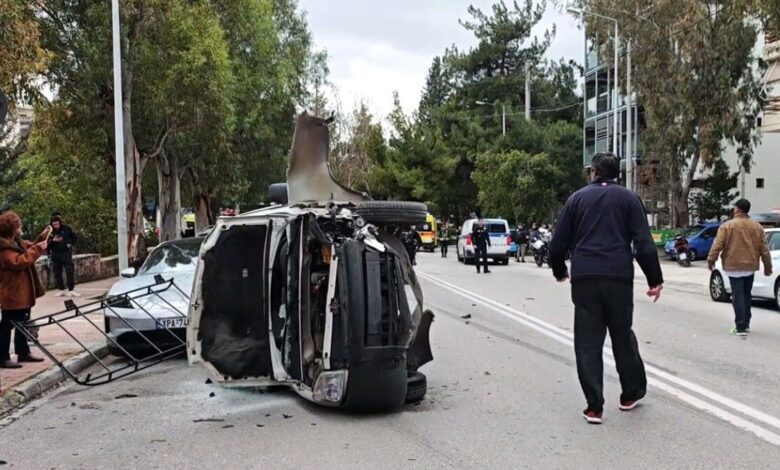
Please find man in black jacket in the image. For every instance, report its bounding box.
[471,218,491,274]
[48,215,80,297]
[549,152,663,425]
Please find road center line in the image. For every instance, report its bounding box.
[419,271,780,447]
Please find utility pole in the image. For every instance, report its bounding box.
[112,0,128,270]
[612,21,619,156]
[626,39,633,192]
[524,63,531,121]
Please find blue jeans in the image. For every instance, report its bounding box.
[729,275,754,332]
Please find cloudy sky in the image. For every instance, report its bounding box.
[298,0,583,118]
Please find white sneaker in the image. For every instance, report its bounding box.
[56,290,68,297]
[68,290,81,298]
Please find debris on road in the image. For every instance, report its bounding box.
[205,378,213,384]
[209,392,216,398]
[193,418,225,423]
[115,394,138,400]
[461,314,472,319]
[283,414,293,419]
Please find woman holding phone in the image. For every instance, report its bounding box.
[0,211,48,368]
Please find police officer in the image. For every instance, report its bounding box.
[471,218,491,274]
[549,152,663,425]
[439,223,449,258]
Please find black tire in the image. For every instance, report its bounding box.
[535,253,543,267]
[710,271,730,302]
[355,201,427,226]
[405,371,427,404]
[774,279,780,311]
[689,249,698,261]
[501,258,509,266]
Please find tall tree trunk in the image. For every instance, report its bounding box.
[156,149,181,242]
[122,71,146,266]
[187,167,214,232]
[193,192,213,232]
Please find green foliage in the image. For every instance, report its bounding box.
[368,1,584,222]
[473,149,561,224]
[578,0,765,227]
[689,158,740,222]
[2,0,324,254]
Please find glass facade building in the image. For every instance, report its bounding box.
[582,38,642,170]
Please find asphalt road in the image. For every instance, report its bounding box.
[2,252,780,469]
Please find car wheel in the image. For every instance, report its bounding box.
[775,279,780,311]
[355,201,427,226]
[405,371,427,404]
[710,271,730,302]
[457,248,463,263]
[689,249,698,261]
[501,258,509,266]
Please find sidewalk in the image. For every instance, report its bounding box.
[0,277,117,392]
[636,258,712,294]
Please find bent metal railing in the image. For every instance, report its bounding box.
[14,276,190,386]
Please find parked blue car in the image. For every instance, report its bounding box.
[664,223,721,261]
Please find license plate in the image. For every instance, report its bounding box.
[156,317,187,329]
[678,253,687,260]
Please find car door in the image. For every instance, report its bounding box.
[696,226,719,259]
[187,217,276,386]
[753,231,780,298]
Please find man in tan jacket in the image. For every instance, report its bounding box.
[707,199,772,336]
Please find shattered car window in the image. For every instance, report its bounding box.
[138,240,201,276]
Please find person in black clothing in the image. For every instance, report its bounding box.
[549,152,664,425]
[514,224,529,262]
[402,230,418,266]
[471,218,491,274]
[439,223,449,258]
[48,215,80,297]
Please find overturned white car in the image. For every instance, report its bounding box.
[186,113,434,411]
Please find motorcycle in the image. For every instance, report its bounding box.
[530,230,550,267]
[674,235,692,267]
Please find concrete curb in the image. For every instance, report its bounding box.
[0,344,109,417]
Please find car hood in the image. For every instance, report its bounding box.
[286,112,367,205]
[107,271,194,315]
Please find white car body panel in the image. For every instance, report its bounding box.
[712,228,780,300]
[457,218,511,259]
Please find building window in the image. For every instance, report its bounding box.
[756,178,765,189]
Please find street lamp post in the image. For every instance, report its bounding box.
[475,100,506,136]
[111,0,128,270]
[568,8,633,190]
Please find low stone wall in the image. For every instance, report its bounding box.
[35,254,119,290]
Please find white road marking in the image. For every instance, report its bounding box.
[419,271,780,447]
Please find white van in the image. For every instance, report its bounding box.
[456,218,512,265]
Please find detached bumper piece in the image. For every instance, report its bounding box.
[14,278,189,386]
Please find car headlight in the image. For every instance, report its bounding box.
[106,294,132,309]
[312,370,348,405]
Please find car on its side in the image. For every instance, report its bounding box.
[709,227,780,310]
[456,218,512,265]
[186,113,434,412]
[103,237,203,356]
[664,223,720,261]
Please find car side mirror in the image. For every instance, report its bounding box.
[120,267,136,278]
[268,183,288,205]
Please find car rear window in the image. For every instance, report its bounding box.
[488,223,507,233]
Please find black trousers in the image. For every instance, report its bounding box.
[729,275,754,331]
[572,279,646,412]
[52,253,75,291]
[0,309,32,362]
[441,242,448,257]
[474,246,489,272]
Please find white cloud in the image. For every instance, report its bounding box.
[300,1,583,120]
